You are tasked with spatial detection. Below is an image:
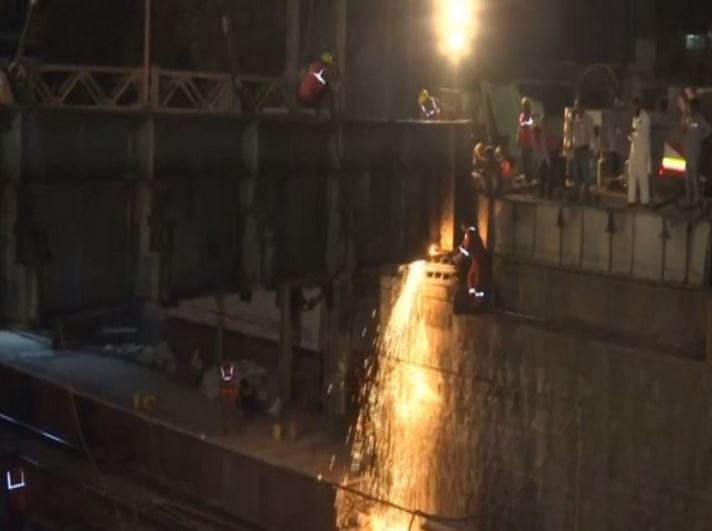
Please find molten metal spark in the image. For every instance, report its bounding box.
[336,260,445,530]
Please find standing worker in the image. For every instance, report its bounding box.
[219,361,240,435]
[518,98,535,182]
[627,97,652,207]
[569,99,596,202]
[298,52,337,117]
[456,224,490,299]
[4,456,28,531]
[682,98,711,208]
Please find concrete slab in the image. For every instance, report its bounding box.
[513,202,536,259]
[688,221,711,287]
[632,213,664,281]
[662,217,689,284]
[0,331,348,481]
[581,207,610,272]
[560,206,583,268]
[533,204,561,265]
[610,210,635,276]
[493,199,514,255]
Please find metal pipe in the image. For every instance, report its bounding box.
[143,0,152,104]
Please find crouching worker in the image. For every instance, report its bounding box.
[456,224,491,300]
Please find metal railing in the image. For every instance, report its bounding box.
[21,63,289,113]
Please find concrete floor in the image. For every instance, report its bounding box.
[0,330,350,485]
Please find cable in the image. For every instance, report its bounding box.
[14,0,36,63]
[68,386,127,530]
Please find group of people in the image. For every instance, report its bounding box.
[517,94,712,208]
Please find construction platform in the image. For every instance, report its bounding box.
[0,330,348,531]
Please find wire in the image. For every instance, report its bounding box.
[68,387,127,530]
[13,0,36,65]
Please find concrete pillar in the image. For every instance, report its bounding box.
[0,111,37,325]
[706,296,712,373]
[334,0,347,113]
[278,283,294,405]
[284,0,301,111]
[133,116,162,341]
[134,116,159,302]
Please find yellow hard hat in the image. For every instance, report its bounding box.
[473,142,486,161]
[521,97,531,108]
[418,89,430,106]
[321,52,334,66]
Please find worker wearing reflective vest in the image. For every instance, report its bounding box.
[418,89,442,120]
[457,225,490,299]
[5,462,28,531]
[219,361,239,435]
[298,52,336,115]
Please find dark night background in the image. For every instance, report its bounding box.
[0,0,711,77]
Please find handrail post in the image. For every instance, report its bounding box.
[150,66,160,109]
[142,0,152,105]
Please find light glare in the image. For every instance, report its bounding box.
[437,0,476,61]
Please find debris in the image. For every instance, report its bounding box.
[154,341,176,374]
[135,345,156,366]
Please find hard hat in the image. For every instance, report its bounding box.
[321,52,334,66]
[418,89,431,106]
[473,142,486,161]
[521,97,531,108]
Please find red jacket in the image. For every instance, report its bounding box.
[298,61,331,105]
[518,113,535,149]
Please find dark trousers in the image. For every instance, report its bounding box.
[573,146,593,201]
[521,147,534,181]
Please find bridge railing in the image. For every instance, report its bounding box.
[24,63,289,113]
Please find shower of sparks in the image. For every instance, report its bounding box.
[336,260,445,530]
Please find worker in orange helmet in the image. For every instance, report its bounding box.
[219,361,240,435]
[456,224,490,299]
[298,51,337,116]
[4,454,29,531]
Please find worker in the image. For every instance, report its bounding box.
[532,113,552,197]
[682,98,711,208]
[627,97,651,207]
[569,99,596,202]
[4,457,28,531]
[298,52,337,116]
[219,361,240,435]
[418,89,442,120]
[456,224,490,299]
[518,97,535,181]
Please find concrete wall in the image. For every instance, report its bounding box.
[495,258,708,360]
[0,107,469,323]
[452,313,712,531]
[382,276,712,531]
[480,196,712,359]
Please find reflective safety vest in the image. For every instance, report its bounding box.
[6,467,28,513]
[420,96,441,120]
[220,362,238,401]
[6,468,25,491]
[298,61,330,105]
